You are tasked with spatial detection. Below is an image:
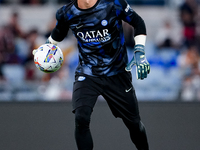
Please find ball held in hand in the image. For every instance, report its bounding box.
[34,44,64,73]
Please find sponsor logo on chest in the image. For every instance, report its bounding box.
[76,19,111,43]
[77,29,111,43]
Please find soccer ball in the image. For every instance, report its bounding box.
[34,44,64,73]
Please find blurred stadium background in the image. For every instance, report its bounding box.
[0,0,199,102]
[0,1,200,150]
[0,0,200,102]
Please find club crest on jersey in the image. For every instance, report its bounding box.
[101,20,108,26]
[78,76,86,81]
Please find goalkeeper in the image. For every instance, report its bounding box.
[34,0,150,149]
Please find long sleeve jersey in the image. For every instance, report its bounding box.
[51,0,146,76]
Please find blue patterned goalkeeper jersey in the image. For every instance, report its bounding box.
[55,0,146,76]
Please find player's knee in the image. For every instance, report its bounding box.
[75,106,92,128]
[75,113,90,127]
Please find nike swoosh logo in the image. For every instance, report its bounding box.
[125,87,132,92]
[76,25,83,29]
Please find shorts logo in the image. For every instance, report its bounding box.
[78,76,86,81]
[125,87,132,92]
[101,20,108,26]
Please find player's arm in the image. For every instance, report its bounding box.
[33,7,69,55]
[47,7,69,44]
[116,0,150,79]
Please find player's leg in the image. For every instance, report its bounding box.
[74,106,93,150]
[72,74,102,150]
[120,75,149,150]
[102,72,149,150]
[122,118,149,150]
